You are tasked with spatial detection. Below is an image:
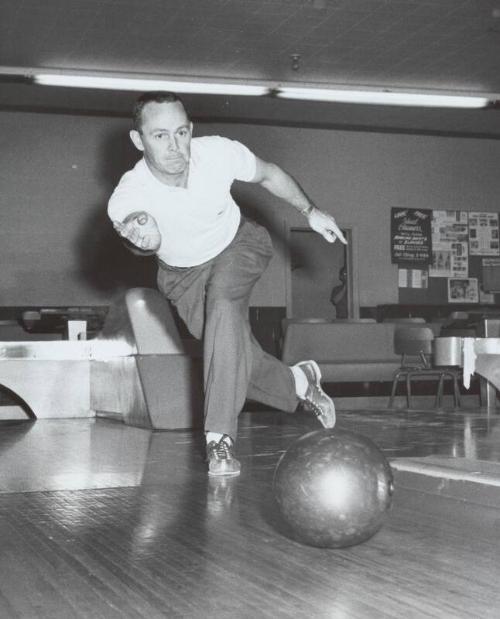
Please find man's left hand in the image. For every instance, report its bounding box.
[307,209,347,244]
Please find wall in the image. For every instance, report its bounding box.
[205,122,500,308]
[1,109,500,308]
[1,111,157,306]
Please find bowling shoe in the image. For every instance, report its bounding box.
[295,360,336,429]
[206,435,241,476]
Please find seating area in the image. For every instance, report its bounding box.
[280,318,466,407]
[281,320,402,383]
[388,325,462,409]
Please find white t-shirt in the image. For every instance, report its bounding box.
[108,136,257,267]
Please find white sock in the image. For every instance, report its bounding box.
[290,365,308,399]
[206,432,232,445]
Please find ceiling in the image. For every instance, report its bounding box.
[2,0,500,136]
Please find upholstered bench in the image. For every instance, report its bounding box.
[281,321,402,383]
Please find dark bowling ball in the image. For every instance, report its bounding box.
[273,429,394,548]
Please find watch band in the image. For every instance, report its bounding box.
[300,204,315,217]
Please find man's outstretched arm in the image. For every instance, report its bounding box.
[251,157,347,245]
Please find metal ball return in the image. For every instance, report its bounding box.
[0,288,203,428]
[435,335,500,410]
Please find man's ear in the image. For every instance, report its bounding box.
[130,130,144,152]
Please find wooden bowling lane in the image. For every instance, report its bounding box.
[0,408,499,618]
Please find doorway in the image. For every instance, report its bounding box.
[287,227,358,320]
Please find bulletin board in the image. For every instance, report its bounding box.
[393,208,500,306]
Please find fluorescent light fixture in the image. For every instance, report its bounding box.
[277,87,489,108]
[31,72,491,108]
[33,73,268,96]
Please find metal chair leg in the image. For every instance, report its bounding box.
[389,371,403,408]
[452,373,461,409]
[389,377,398,408]
[436,374,444,409]
[406,372,412,409]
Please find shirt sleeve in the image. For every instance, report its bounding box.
[221,138,257,182]
[107,171,143,223]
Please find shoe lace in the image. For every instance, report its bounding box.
[303,397,323,419]
[302,385,324,417]
[211,436,233,460]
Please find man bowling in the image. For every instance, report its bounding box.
[108,91,347,477]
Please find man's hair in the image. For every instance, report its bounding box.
[132,91,187,131]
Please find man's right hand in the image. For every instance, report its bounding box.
[113,211,162,252]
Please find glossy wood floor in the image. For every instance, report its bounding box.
[1,406,500,618]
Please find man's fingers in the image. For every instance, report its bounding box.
[123,211,149,226]
[115,218,144,243]
[113,220,135,238]
[116,227,129,239]
[309,210,348,245]
[119,224,139,244]
[126,227,140,245]
[114,213,160,252]
[331,225,347,244]
[124,227,153,250]
[325,217,347,244]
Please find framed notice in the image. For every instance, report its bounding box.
[429,210,469,278]
[447,277,479,303]
[468,212,500,256]
[398,268,428,289]
[482,258,500,293]
[391,208,432,267]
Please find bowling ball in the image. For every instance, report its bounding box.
[273,429,394,548]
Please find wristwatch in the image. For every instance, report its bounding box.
[300,204,315,217]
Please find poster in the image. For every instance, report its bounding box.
[391,208,432,267]
[468,212,499,256]
[429,210,469,278]
[447,277,479,303]
[481,257,500,293]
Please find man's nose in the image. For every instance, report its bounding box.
[163,134,176,150]
[169,135,181,151]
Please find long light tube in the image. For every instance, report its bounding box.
[33,73,269,96]
[32,72,491,108]
[277,86,489,108]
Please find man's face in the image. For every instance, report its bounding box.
[130,101,192,180]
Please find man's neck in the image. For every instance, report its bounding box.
[146,160,189,188]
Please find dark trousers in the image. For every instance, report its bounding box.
[157,218,298,438]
